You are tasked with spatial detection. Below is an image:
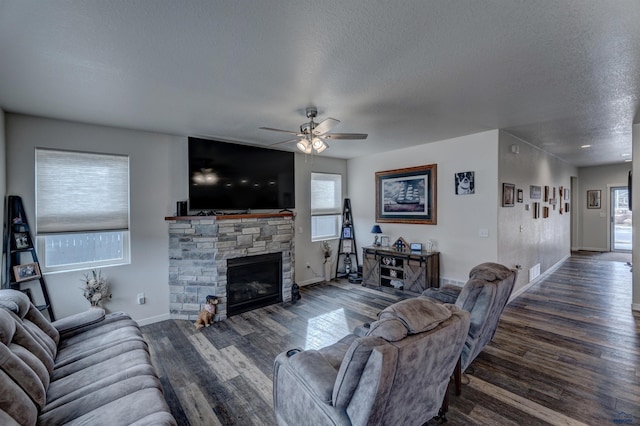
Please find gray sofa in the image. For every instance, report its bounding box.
[0,289,176,425]
[273,298,470,426]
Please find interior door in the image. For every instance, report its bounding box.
[610,186,632,252]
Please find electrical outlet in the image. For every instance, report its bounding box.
[137,293,145,305]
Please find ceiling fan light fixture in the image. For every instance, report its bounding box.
[312,137,324,150]
[297,139,312,154]
[314,140,328,153]
[262,107,367,155]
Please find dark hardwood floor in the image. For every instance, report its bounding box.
[141,253,640,425]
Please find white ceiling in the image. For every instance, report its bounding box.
[1,1,639,167]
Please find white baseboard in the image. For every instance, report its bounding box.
[137,313,170,326]
[509,254,570,302]
[297,277,326,286]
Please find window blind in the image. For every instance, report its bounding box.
[36,148,130,234]
[311,173,342,215]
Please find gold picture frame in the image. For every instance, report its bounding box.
[375,164,437,224]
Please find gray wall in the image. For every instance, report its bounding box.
[6,114,183,323]
[497,131,577,296]
[575,163,631,251]
[348,130,500,285]
[294,155,348,285]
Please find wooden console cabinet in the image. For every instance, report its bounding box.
[362,246,439,295]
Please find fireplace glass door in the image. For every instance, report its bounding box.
[227,253,282,316]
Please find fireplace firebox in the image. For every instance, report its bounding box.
[227,253,282,316]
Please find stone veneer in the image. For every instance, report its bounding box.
[166,214,295,321]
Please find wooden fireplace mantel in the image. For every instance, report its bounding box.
[165,212,294,221]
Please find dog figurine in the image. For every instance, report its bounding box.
[194,295,219,329]
[291,283,301,303]
[456,171,474,195]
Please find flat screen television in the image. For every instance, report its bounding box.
[188,137,295,211]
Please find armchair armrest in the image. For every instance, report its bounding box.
[421,285,462,304]
[287,350,339,403]
[51,307,105,337]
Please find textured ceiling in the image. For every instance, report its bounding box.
[0,0,639,166]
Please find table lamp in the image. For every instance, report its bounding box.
[371,225,383,246]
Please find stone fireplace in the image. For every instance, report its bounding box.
[166,213,294,321]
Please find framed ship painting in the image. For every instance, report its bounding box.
[375,164,437,225]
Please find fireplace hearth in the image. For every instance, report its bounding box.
[227,253,282,316]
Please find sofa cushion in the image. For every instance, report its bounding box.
[0,369,39,426]
[39,376,172,425]
[469,262,513,282]
[378,298,452,334]
[0,290,60,346]
[0,310,49,409]
[0,300,19,315]
[366,318,408,342]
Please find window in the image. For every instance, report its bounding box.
[35,148,130,272]
[311,173,342,242]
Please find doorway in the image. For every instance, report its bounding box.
[610,186,632,252]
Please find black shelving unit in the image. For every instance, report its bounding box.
[335,198,359,279]
[3,195,55,320]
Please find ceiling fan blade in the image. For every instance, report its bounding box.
[324,133,368,140]
[259,127,301,135]
[269,138,299,146]
[312,118,340,135]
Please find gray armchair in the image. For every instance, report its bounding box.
[273,298,470,426]
[421,262,517,375]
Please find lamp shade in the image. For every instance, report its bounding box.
[371,225,383,234]
[297,139,312,154]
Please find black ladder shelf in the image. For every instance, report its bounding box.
[3,195,55,320]
[335,198,359,279]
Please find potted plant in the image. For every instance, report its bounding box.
[81,269,111,307]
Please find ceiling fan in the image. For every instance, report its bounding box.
[260,107,368,154]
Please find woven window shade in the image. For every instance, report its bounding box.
[311,173,342,216]
[36,148,130,234]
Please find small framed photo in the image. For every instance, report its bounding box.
[587,190,601,209]
[342,239,353,253]
[380,236,390,247]
[530,185,541,199]
[502,183,515,207]
[13,232,30,250]
[517,189,523,203]
[342,226,352,239]
[410,242,422,252]
[13,262,41,283]
[455,171,475,195]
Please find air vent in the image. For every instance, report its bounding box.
[529,264,541,282]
